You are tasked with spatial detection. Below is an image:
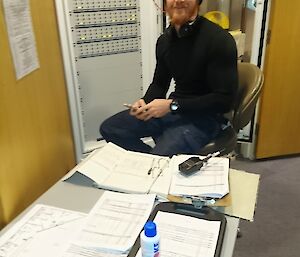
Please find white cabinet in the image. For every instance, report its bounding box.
[55,0,162,161]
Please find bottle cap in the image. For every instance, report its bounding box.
[144,221,157,237]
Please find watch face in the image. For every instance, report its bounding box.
[170,100,179,112]
[171,104,178,111]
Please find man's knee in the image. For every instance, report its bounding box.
[99,120,109,141]
[99,114,118,139]
[99,122,106,137]
[99,110,130,139]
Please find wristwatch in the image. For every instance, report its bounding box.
[170,99,179,113]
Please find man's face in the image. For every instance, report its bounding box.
[165,0,199,27]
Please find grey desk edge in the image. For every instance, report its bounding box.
[0,175,239,257]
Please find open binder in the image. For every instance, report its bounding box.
[64,143,229,199]
[65,143,170,194]
[128,202,227,257]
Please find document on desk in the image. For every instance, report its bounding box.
[169,155,229,198]
[149,165,173,200]
[71,191,156,254]
[0,204,86,257]
[62,245,127,257]
[135,211,221,257]
[66,142,169,194]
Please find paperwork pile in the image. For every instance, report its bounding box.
[64,144,259,221]
[65,143,170,195]
[135,211,221,257]
[64,143,229,200]
[169,155,230,199]
[0,204,86,257]
[0,192,156,257]
[69,192,156,254]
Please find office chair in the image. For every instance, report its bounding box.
[198,62,264,156]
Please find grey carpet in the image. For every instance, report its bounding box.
[230,156,300,257]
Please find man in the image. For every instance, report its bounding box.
[100,0,238,156]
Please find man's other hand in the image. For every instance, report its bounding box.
[131,99,172,121]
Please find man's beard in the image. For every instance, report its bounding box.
[166,2,198,26]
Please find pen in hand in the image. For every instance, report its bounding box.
[123,103,138,111]
[123,103,133,109]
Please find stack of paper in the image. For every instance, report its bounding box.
[66,143,170,195]
[135,211,221,257]
[64,143,229,200]
[70,191,155,254]
[0,192,156,257]
[169,155,230,199]
[0,204,86,257]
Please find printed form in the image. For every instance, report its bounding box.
[62,245,127,257]
[67,142,169,194]
[0,204,86,257]
[0,192,155,257]
[70,191,156,254]
[169,155,229,198]
[136,211,221,257]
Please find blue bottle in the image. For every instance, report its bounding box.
[140,221,160,257]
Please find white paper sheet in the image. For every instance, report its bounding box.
[2,0,39,79]
[136,211,221,257]
[223,169,260,221]
[10,219,86,257]
[62,245,127,257]
[72,191,156,253]
[149,165,172,200]
[0,204,86,257]
[169,155,229,198]
[65,143,169,194]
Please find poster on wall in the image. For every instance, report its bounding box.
[2,0,39,80]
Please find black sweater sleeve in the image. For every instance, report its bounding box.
[142,36,172,103]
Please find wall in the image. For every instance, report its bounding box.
[0,0,75,227]
[0,197,4,228]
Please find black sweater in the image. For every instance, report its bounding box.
[143,16,238,116]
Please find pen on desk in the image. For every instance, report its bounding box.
[147,159,155,175]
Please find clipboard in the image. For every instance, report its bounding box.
[128,202,227,257]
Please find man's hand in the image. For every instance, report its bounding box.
[129,99,146,116]
[131,99,172,121]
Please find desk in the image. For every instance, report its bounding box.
[0,172,239,257]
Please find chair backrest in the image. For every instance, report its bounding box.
[231,62,264,131]
[198,62,264,156]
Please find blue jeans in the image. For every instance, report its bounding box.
[100,110,221,156]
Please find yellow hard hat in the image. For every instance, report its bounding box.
[203,11,230,30]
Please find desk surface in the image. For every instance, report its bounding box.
[0,172,239,257]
